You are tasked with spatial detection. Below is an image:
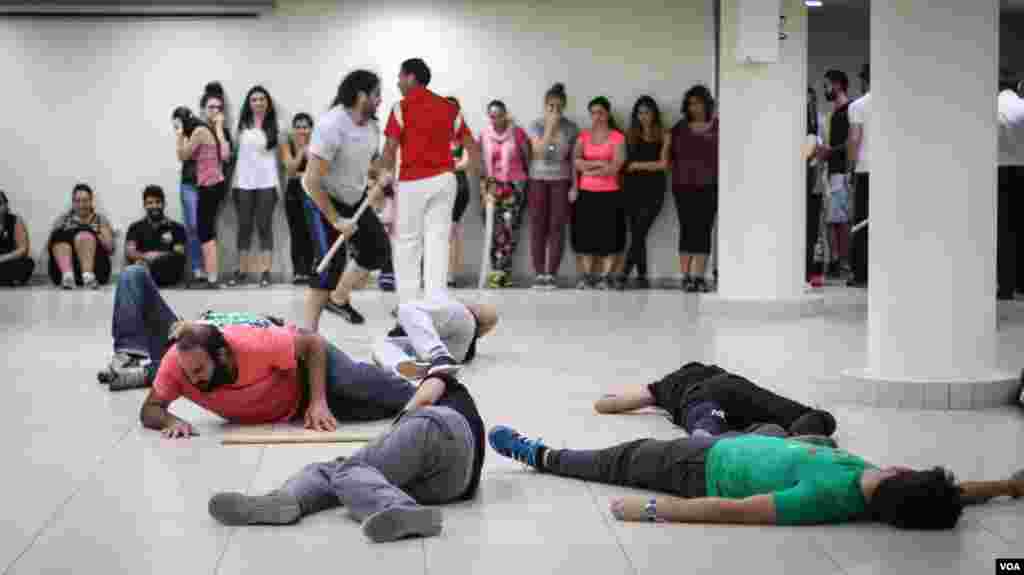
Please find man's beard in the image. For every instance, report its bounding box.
[201,358,235,392]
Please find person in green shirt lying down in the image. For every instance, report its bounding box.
[488,426,1024,529]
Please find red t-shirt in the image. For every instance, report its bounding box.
[385,86,471,182]
[151,325,302,424]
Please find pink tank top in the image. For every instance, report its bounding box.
[578,129,624,192]
[194,143,224,187]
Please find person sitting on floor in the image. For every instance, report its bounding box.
[0,190,35,286]
[48,183,115,289]
[208,370,485,543]
[371,289,499,380]
[97,264,416,436]
[124,185,187,287]
[594,362,837,440]
[488,425,1024,529]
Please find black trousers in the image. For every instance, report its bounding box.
[0,256,34,286]
[646,362,836,435]
[284,178,315,276]
[998,166,1019,298]
[147,253,186,287]
[546,436,716,497]
[624,176,666,278]
[850,173,869,284]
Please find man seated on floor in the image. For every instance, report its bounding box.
[488,425,1024,529]
[124,185,187,287]
[594,362,837,440]
[208,370,485,544]
[98,264,415,437]
[371,290,499,379]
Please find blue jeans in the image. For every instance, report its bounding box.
[112,265,179,362]
[180,182,203,274]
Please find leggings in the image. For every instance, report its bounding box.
[233,187,278,251]
[527,179,571,275]
[673,184,717,255]
[0,256,35,286]
[197,181,227,243]
[624,175,666,278]
[284,178,315,275]
[179,182,202,273]
[806,167,823,277]
[485,181,527,274]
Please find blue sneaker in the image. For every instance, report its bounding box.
[488,425,548,469]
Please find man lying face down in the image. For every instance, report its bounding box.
[102,265,415,438]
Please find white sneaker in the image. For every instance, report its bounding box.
[82,272,99,289]
[61,273,75,290]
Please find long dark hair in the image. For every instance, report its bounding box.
[587,96,620,133]
[238,85,279,151]
[682,84,715,124]
[332,70,381,108]
[172,106,222,161]
[627,95,663,146]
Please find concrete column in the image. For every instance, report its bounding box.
[704,0,824,318]
[843,0,1017,408]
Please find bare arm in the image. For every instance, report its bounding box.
[281,139,302,176]
[96,221,114,253]
[594,385,655,414]
[0,217,30,261]
[612,494,777,524]
[402,375,448,412]
[594,142,627,177]
[293,330,337,431]
[302,155,343,228]
[847,124,863,171]
[125,240,145,264]
[139,388,195,437]
[461,132,481,178]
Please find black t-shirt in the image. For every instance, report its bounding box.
[431,373,485,501]
[125,218,186,254]
[827,103,851,174]
[0,212,17,255]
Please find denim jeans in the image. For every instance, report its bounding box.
[112,264,179,361]
[179,182,203,274]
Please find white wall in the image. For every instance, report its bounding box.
[0,0,714,282]
[808,5,870,103]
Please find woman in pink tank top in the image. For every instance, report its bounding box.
[174,106,226,288]
[572,96,627,290]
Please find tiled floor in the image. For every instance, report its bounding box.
[1,284,1022,575]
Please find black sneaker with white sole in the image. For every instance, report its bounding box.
[208,492,302,526]
[325,300,365,324]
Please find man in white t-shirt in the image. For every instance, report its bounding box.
[847,64,871,288]
[302,70,390,331]
[997,71,1024,300]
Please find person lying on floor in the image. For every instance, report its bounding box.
[99,264,415,437]
[208,371,485,544]
[371,289,499,380]
[594,362,837,440]
[488,426,1024,529]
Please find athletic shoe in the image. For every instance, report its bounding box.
[427,355,461,377]
[809,274,825,288]
[575,276,589,290]
[61,274,75,290]
[531,275,548,290]
[108,351,143,372]
[633,277,651,290]
[208,492,302,526]
[487,425,548,469]
[613,275,627,291]
[292,273,309,285]
[486,271,508,289]
[108,366,150,391]
[681,277,696,292]
[378,272,396,292]
[325,300,365,325]
[361,505,443,543]
[543,274,558,289]
[595,276,610,291]
[227,270,246,287]
[259,271,271,288]
[83,273,99,290]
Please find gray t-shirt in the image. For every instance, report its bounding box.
[309,106,381,204]
[527,117,579,181]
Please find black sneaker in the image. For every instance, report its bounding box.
[427,355,461,377]
[259,271,271,288]
[633,277,651,290]
[228,270,246,287]
[326,300,365,324]
[292,273,309,285]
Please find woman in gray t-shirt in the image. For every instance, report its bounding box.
[527,83,579,289]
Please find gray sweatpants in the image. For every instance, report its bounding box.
[372,290,476,372]
[279,406,475,521]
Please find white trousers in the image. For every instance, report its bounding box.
[393,173,456,304]
[372,290,476,373]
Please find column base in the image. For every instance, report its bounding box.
[840,368,1020,409]
[699,293,825,319]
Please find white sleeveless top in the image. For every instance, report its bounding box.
[235,128,280,190]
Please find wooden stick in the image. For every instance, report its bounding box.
[222,432,377,446]
[312,184,382,275]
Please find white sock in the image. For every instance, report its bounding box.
[62,271,74,281]
[208,273,218,283]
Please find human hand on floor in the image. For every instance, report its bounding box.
[610,496,653,522]
[304,401,338,432]
[162,421,197,439]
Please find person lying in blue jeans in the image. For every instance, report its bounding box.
[100,264,415,438]
[594,362,837,441]
[488,426,1024,529]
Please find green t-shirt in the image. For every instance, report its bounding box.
[196,311,284,329]
[704,435,876,525]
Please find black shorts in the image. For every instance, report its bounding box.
[453,171,470,223]
[305,192,390,291]
[571,189,625,256]
[47,228,112,285]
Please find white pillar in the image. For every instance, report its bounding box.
[843,0,1016,408]
[704,0,823,318]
